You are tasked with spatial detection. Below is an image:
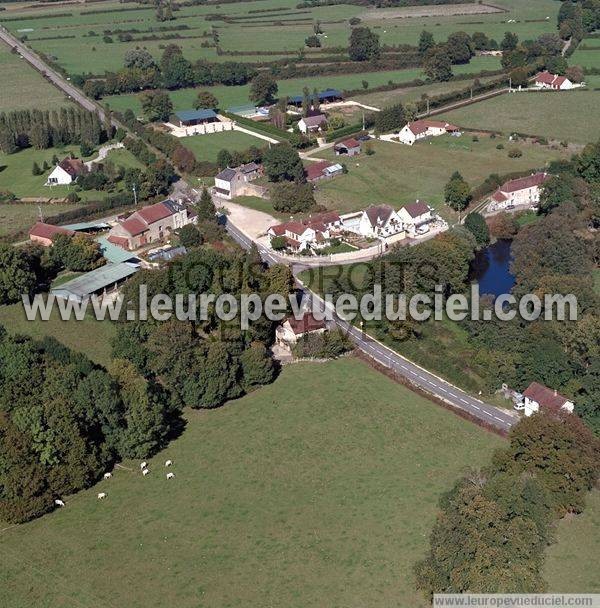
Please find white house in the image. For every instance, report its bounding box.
[490,172,551,210]
[397,120,459,145]
[275,312,327,346]
[397,200,433,235]
[298,114,327,134]
[46,157,86,186]
[522,382,574,417]
[213,163,264,200]
[534,71,574,90]
[267,211,341,252]
[357,205,404,238]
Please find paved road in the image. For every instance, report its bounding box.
[0,26,110,122]
[222,215,517,434]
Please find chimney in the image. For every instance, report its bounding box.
[554,389,557,396]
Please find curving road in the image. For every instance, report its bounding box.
[222,215,517,434]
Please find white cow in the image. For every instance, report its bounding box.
[140,461,147,470]
[103,472,112,479]
[142,468,150,476]
[165,460,172,467]
[166,472,175,480]
[54,499,65,507]
[97,492,107,499]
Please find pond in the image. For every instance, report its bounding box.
[469,239,516,297]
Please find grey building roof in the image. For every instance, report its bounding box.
[96,237,141,264]
[51,262,140,302]
[175,109,217,123]
[215,167,237,182]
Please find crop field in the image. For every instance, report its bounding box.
[0,0,555,75]
[180,129,269,162]
[570,42,600,71]
[312,134,568,216]
[0,39,71,112]
[0,357,503,608]
[104,56,502,117]
[438,89,600,144]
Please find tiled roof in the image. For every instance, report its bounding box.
[365,204,394,228]
[286,312,326,335]
[29,222,75,240]
[58,157,86,177]
[335,138,360,149]
[305,160,333,181]
[407,119,459,135]
[120,216,148,237]
[137,202,173,224]
[500,172,550,193]
[523,382,571,410]
[216,167,237,182]
[401,200,430,218]
[301,114,327,128]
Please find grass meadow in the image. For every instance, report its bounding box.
[1,0,557,74]
[0,40,71,112]
[103,57,502,117]
[180,129,268,162]
[438,89,600,144]
[311,135,568,216]
[0,357,503,608]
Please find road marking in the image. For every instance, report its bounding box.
[471,405,480,411]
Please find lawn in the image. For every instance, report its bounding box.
[312,134,568,217]
[180,129,268,162]
[103,57,502,117]
[0,357,503,608]
[437,89,600,144]
[0,303,115,366]
[0,39,71,112]
[545,490,600,593]
[0,144,143,200]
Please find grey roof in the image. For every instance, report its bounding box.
[175,108,217,122]
[147,246,187,262]
[62,220,111,231]
[161,198,186,214]
[96,237,141,264]
[239,162,260,174]
[301,114,327,127]
[215,167,237,182]
[51,262,139,301]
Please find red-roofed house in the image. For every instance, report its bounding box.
[534,71,573,90]
[29,222,75,247]
[334,138,361,156]
[276,311,327,345]
[107,199,195,250]
[398,120,460,145]
[489,172,551,210]
[523,382,574,417]
[305,160,343,182]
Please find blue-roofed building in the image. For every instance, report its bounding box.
[288,88,343,107]
[174,109,219,127]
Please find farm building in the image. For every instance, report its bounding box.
[305,160,343,182]
[522,382,574,417]
[51,262,140,303]
[397,120,459,145]
[534,71,573,90]
[46,157,86,185]
[489,172,551,210]
[29,222,75,247]
[107,199,196,250]
[213,162,265,200]
[298,114,327,134]
[288,88,343,108]
[334,138,361,156]
[174,109,219,127]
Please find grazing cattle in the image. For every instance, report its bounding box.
[97,493,107,499]
[166,472,175,480]
[140,461,147,470]
[103,472,112,479]
[165,460,172,467]
[142,468,150,476]
[54,499,65,507]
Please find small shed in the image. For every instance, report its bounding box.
[334,138,361,156]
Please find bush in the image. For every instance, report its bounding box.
[496,143,504,150]
[508,147,523,158]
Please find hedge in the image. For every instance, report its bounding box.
[221,112,293,140]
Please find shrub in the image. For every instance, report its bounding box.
[496,143,504,150]
[508,148,523,158]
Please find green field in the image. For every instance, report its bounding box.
[0,303,116,366]
[103,57,502,117]
[570,42,600,71]
[0,39,71,112]
[438,90,600,144]
[0,357,503,608]
[311,134,568,216]
[180,129,269,162]
[0,201,79,239]
[0,145,143,200]
[545,490,600,593]
[1,0,556,75]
